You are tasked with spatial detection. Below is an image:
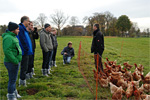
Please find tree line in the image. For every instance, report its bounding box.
[0,10,149,37]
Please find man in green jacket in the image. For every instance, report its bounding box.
[2,22,22,100]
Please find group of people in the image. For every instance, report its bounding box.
[2,16,75,100]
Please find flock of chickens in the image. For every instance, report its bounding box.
[93,58,150,100]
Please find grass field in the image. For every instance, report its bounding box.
[0,36,149,100]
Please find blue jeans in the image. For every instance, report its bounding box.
[63,55,71,64]
[4,62,20,93]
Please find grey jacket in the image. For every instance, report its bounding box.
[51,34,58,49]
[40,29,53,52]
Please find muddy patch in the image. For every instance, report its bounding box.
[26,88,38,95]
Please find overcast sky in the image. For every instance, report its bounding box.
[0,0,150,31]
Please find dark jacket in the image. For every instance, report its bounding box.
[91,29,104,56]
[28,30,39,52]
[51,34,58,49]
[61,46,75,57]
[17,23,33,55]
[40,29,53,52]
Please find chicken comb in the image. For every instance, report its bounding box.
[110,77,113,80]
[132,82,134,85]
[134,90,138,95]
[126,95,129,99]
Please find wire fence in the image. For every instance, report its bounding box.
[77,41,112,100]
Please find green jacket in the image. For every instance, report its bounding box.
[2,31,22,64]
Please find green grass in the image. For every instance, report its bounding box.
[0,36,149,100]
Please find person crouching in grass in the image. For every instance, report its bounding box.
[61,42,75,65]
[2,22,22,100]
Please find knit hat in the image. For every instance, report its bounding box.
[8,22,19,31]
[44,23,50,29]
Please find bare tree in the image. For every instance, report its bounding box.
[35,13,47,28]
[69,16,80,26]
[50,10,69,36]
[104,11,113,30]
[83,16,95,35]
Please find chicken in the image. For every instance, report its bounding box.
[104,62,112,70]
[123,62,133,70]
[143,83,150,93]
[104,62,112,76]
[141,72,150,84]
[112,86,125,100]
[117,76,128,89]
[124,69,132,81]
[110,74,120,85]
[131,80,141,88]
[118,66,126,73]
[109,82,118,94]
[126,82,134,99]
[143,95,150,100]
[133,85,143,100]
[117,79,128,89]
[99,70,107,79]
[112,65,121,72]
[111,71,122,76]
[134,63,144,74]
[132,70,141,81]
[134,90,142,100]
[141,94,150,100]
[138,84,144,94]
[106,58,116,66]
[145,72,150,77]
[98,76,109,88]
[109,82,125,94]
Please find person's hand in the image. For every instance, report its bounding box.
[64,52,67,55]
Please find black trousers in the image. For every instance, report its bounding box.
[20,55,29,80]
[94,53,103,72]
[52,47,57,61]
[27,54,34,73]
[42,50,51,69]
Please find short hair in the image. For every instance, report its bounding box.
[68,41,72,46]
[29,21,33,25]
[21,16,29,23]
[94,24,100,30]
[51,27,57,32]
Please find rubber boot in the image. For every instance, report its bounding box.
[41,69,49,77]
[53,61,57,67]
[32,68,35,75]
[26,73,30,80]
[7,93,17,100]
[19,79,27,87]
[29,72,33,79]
[14,90,21,98]
[47,69,51,75]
